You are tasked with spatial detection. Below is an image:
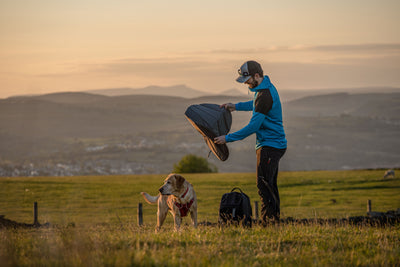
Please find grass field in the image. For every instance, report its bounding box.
[1,170,399,266]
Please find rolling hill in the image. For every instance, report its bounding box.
[285,92,400,118]
[85,85,211,98]
[0,91,399,176]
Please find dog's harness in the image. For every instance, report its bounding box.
[174,187,194,217]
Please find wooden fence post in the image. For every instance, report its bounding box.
[138,203,143,226]
[367,200,371,213]
[254,201,259,221]
[33,202,38,225]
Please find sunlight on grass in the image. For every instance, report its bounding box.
[1,223,399,266]
[0,170,399,266]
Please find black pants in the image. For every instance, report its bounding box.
[256,146,286,222]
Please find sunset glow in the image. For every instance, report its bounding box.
[1,0,399,98]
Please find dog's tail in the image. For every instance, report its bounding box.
[141,192,159,204]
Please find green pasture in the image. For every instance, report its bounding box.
[1,170,399,266]
[0,170,399,226]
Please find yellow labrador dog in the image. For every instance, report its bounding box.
[141,173,197,232]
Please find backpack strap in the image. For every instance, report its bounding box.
[231,187,244,194]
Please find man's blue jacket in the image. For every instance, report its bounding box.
[225,75,287,150]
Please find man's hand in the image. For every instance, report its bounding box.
[220,103,236,112]
[214,135,226,144]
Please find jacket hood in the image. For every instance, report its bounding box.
[249,75,273,92]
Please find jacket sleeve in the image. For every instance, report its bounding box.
[235,100,253,111]
[225,112,265,142]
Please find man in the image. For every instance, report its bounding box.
[214,60,287,224]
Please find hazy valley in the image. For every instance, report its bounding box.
[0,86,399,176]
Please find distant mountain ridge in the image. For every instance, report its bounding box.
[84,85,400,102]
[0,91,399,175]
[285,92,400,118]
[4,84,399,102]
[219,88,246,96]
[85,85,211,98]
[4,90,399,119]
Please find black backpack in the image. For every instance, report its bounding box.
[218,188,252,227]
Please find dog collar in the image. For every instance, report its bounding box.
[174,187,193,217]
[181,187,189,199]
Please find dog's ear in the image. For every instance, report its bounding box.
[174,174,186,190]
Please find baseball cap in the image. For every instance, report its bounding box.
[236,61,263,83]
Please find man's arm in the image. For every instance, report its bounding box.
[217,90,273,143]
[235,100,253,111]
[225,112,265,142]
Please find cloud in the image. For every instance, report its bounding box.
[307,43,400,52]
[30,43,400,93]
[83,44,400,79]
[37,42,400,78]
[269,55,400,89]
[76,56,235,78]
[193,43,400,55]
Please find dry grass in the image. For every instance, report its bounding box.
[0,169,399,266]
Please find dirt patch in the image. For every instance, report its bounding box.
[0,215,49,229]
[282,210,400,226]
[199,209,400,227]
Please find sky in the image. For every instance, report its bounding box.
[1,0,400,98]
